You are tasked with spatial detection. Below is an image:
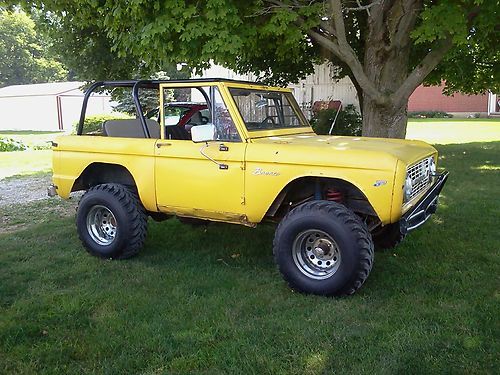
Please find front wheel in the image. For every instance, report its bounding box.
[76,183,148,259]
[273,201,374,296]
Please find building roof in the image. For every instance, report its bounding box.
[0,81,85,98]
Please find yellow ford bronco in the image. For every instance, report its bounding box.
[49,79,448,296]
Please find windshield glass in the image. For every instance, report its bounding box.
[229,88,308,131]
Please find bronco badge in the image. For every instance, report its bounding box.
[253,168,280,176]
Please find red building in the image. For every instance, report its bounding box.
[408,84,498,117]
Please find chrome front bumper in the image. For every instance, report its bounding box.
[400,171,449,234]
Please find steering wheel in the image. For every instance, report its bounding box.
[260,116,276,126]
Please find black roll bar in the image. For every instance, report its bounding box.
[132,80,152,138]
[77,81,104,135]
[77,78,244,136]
[77,80,159,137]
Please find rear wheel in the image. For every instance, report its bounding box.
[273,201,374,296]
[76,183,147,259]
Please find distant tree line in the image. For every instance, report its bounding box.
[0,9,67,87]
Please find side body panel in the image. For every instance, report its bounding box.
[154,82,248,223]
[243,143,397,224]
[52,135,157,211]
[154,140,247,223]
[243,135,437,224]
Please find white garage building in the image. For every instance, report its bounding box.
[0,82,113,132]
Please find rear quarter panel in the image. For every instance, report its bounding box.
[52,135,157,211]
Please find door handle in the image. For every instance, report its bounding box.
[219,144,229,152]
[156,142,172,148]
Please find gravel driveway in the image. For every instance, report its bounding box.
[0,174,83,234]
[0,174,53,208]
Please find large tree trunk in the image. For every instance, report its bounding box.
[358,0,417,139]
[306,0,451,139]
[361,96,407,138]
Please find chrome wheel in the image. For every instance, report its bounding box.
[86,205,117,246]
[292,229,341,280]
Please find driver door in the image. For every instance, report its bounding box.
[154,83,247,223]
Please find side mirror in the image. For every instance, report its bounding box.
[191,124,216,143]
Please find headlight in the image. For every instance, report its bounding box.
[403,175,413,203]
[429,157,436,176]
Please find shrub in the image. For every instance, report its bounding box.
[0,137,27,152]
[310,104,362,136]
[32,143,52,150]
[408,111,452,118]
[72,114,131,135]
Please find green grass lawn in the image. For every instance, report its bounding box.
[0,131,58,179]
[0,150,52,180]
[1,139,499,372]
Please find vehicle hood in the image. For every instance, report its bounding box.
[250,133,436,169]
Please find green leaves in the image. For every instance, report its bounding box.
[412,3,468,45]
[6,0,497,98]
[0,10,67,86]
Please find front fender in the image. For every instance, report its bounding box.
[244,162,396,224]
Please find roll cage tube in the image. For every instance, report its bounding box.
[78,80,219,137]
[77,81,103,135]
[77,80,157,137]
[209,86,216,125]
[132,80,151,138]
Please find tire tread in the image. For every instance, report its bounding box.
[273,200,374,296]
[77,183,147,259]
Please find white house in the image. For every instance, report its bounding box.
[0,81,113,131]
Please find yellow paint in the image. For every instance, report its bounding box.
[52,81,439,226]
[154,140,247,220]
[245,135,436,223]
[52,136,158,212]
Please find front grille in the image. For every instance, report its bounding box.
[407,157,432,200]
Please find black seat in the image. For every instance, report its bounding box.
[103,119,160,138]
[166,125,191,140]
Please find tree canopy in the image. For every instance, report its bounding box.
[24,5,190,82]
[0,9,66,87]
[10,0,499,137]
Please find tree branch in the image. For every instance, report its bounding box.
[252,0,312,17]
[347,70,364,112]
[344,1,381,12]
[389,0,422,50]
[329,0,347,44]
[327,0,388,105]
[392,36,453,107]
[261,0,388,105]
[319,19,336,37]
[307,27,387,105]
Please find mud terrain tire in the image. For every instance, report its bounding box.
[273,201,374,297]
[76,183,147,259]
